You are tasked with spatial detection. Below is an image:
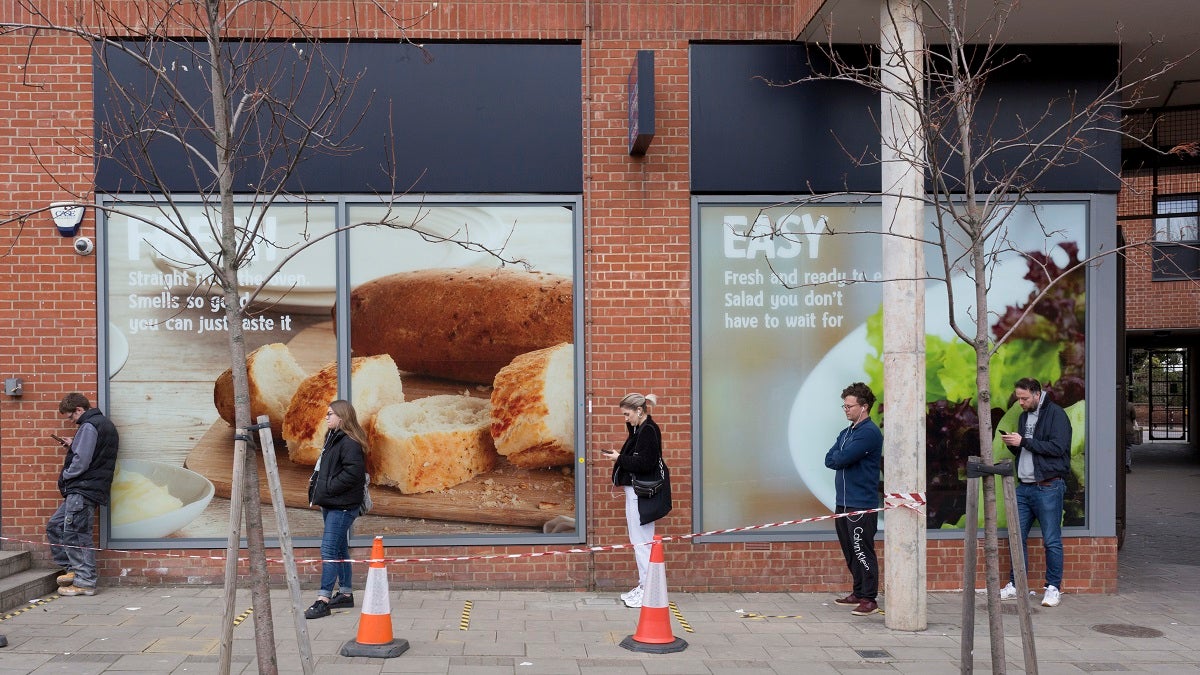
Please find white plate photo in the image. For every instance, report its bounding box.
[787,255,1040,511]
[109,459,215,539]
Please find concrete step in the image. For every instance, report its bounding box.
[0,556,59,615]
[0,549,32,578]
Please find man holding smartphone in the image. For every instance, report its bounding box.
[999,378,1073,608]
[47,392,119,596]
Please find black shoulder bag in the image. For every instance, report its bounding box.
[632,424,672,525]
[631,460,666,498]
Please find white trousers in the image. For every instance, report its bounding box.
[623,486,656,588]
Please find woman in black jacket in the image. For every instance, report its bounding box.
[304,399,368,619]
[601,392,670,608]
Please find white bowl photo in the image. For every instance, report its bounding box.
[109,459,215,539]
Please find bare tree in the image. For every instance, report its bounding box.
[1,2,518,673]
[753,1,1197,671]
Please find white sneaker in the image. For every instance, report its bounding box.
[619,586,641,603]
[1041,585,1061,607]
[999,582,1017,600]
[622,586,644,608]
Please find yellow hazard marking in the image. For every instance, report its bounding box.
[738,611,804,619]
[0,594,58,622]
[459,600,472,630]
[667,601,694,633]
[232,606,253,627]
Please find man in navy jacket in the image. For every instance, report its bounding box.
[825,382,883,616]
[999,377,1072,608]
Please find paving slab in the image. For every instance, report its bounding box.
[0,442,1197,673]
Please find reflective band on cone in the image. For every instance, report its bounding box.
[620,535,688,654]
[339,536,409,659]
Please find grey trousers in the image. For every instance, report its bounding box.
[46,493,99,588]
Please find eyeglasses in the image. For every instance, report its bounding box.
[842,404,860,410]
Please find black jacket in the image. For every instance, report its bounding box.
[1007,396,1073,481]
[308,429,366,510]
[59,408,119,505]
[611,416,663,487]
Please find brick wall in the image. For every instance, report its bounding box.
[1,12,99,574]
[1119,169,1200,330]
[2,0,1121,594]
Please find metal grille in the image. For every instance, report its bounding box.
[1090,623,1166,638]
[1122,106,1200,220]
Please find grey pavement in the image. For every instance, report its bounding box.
[0,441,1197,674]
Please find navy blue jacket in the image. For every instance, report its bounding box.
[1007,396,1072,481]
[824,417,883,509]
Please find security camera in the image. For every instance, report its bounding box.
[73,236,95,256]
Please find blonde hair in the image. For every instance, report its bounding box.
[619,392,658,414]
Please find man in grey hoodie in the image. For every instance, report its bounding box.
[47,392,119,596]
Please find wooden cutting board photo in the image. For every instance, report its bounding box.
[184,320,576,529]
[184,423,575,528]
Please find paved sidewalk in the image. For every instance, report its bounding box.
[0,585,1198,674]
[0,441,1196,674]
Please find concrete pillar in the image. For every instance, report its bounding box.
[880,0,927,631]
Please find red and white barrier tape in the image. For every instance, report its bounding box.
[0,492,924,566]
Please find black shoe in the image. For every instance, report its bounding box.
[304,599,330,619]
[328,592,354,609]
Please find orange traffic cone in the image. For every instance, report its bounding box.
[339,536,409,658]
[620,535,688,653]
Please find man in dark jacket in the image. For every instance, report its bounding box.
[47,392,119,596]
[999,378,1072,608]
[824,382,884,617]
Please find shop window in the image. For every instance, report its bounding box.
[1152,196,1200,281]
[102,197,581,546]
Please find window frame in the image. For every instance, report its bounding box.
[1151,195,1200,281]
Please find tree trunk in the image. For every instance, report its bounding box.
[205,0,278,669]
[972,237,1006,674]
[243,445,278,673]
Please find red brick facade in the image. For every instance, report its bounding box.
[0,1,1130,595]
[1119,170,1200,330]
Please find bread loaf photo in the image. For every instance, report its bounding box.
[347,267,573,384]
[213,343,306,437]
[282,354,405,465]
[490,343,574,468]
[367,394,497,493]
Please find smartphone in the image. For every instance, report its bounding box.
[50,433,69,447]
[998,430,1009,436]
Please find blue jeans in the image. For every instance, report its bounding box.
[1010,479,1066,589]
[46,493,99,588]
[319,507,358,597]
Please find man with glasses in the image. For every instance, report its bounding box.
[999,377,1072,608]
[824,382,883,616]
[47,393,119,596]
